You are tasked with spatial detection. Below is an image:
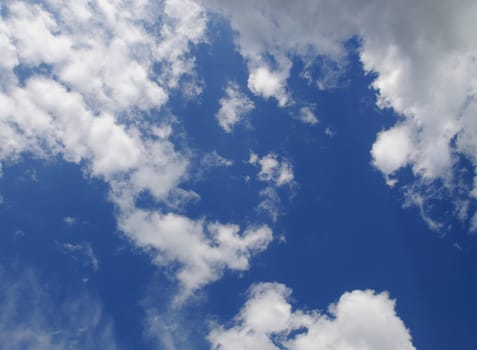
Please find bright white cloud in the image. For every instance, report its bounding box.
[118,208,273,303]
[216,82,255,133]
[0,0,273,300]
[208,282,416,350]
[249,152,294,187]
[202,0,477,231]
[248,67,290,107]
[371,124,415,180]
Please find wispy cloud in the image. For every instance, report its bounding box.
[0,264,117,350]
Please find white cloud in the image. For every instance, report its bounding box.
[202,0,349,107]
[371,124,415,180]
[216,82,255,133]
[249,152,294,187]
[296,106,318,125]
[248,67,290,107]
[0,264,117,350]
[0,0,273,300]
[118,208,273,303]
[208,282,416,350]
[202,0,477,230]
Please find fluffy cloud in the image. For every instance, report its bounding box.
[0,265,117,350]
[118,209,273,302]
[216,82,255,133]
[202,0,350,106]
[202,0,477,231]
[249,152,294,187]
[248,67,290,107]
[208,282,416,350]
[0,0,273,300]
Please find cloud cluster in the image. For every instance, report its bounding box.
[249,152,295,221]
[203,0,477,231]
[208,282,416,350]
[0,0,273,299]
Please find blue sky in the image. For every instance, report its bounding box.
[1,1,477,349]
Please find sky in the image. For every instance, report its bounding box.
[0,0,477,349]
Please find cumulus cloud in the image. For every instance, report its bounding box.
[0,0,273,300]
[118,209,273,303]
[208,282,416,350]
[249,152,294,187]
[0,265,117,350]
[216,82,255,133]
[202,0,477,231]
[248,66,290,107]
[202,0,350,106]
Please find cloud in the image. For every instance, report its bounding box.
[257,186,281,222]
[202,151,233,168]
[118,209,273,303]
[0,0,273,299]
[471,213,477,233]
[63,216,77,225]
[202,0,349,106]
[249,152,295,187]
[371,124,415,182]
[248,66,290,107]
[216,82,255,133]
[296,106,318,125]
[202,0,477,231]
[59,242,100,272]
[0,264,117,350]
[208,282,416,350]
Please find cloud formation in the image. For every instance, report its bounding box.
[208,282,416,350]
[216,82,255,133]
[249,152,294,187]
[0,0,273,299]
[203,0,477,231]
[119,210,273,302]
